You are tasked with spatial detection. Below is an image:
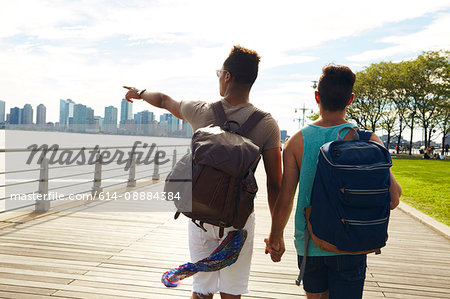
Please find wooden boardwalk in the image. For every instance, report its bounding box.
[0,167,449,298]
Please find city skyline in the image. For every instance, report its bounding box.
[1,98,168,125]
[1,98,194,138]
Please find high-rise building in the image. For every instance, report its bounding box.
[36,104,46,125]
[59,99,75,127]
[9,107,20,124]
[73,104,87,125]
[104,106,118,133]
[181,120,193,137]
[120,98,132,125]
[94,116,104,127]
[86,107,95,124]
[134,110,155,134]
[167,114,179,133]
[0,100,5,123]
[140,110,154,124]
[134,113,141,125]
[160,113,170,123]
[21,104,33,124]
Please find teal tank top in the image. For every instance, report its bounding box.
[294,123,356,256]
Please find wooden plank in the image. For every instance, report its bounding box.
[0,253,100,268]
[0,245,112,262]
[69,279,192,297]
[0,272,72,284]
[377,281,450,297]
[0,291,63,299]
[0,278,174,298]
[0,166,448,298]
[0,284,57,296]
[0,262,87,275]
[51,290,132,299]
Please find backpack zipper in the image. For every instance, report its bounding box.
[342,188,389,200]
[343,217,388,230]
[320,148,392,169]
[339,145,380,151]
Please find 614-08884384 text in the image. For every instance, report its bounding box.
[94,191,181,201]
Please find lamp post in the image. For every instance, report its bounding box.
[294,81,317,128]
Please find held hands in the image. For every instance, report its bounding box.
[264,234,285,263]
[123,86,141,103]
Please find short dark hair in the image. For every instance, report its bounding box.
[317,64,356,111]
[223,45,261,85]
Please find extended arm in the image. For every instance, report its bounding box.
[124,86,182,119]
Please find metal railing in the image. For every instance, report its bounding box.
[0,144,190,214]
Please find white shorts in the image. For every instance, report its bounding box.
[188,212,255,295]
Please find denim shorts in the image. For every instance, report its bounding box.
[297,254,367,299]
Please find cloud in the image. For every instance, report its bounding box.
[347,13,450,62]
[0,0,449,133]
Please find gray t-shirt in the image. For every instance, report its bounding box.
[180,99,281,151]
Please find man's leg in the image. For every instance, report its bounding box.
[219,292,240,299]
[305,290,329,299]
[189,221,220,296]
[192,293,214,299]
[297,256,329,297]
[218,213,256,298]
[326,254,367,299]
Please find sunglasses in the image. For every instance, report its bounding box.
[216,69,229,78]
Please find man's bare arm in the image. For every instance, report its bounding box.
[124,86,182,119]
[265,131,302,262]
[262,147,282,215]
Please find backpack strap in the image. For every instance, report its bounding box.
[211,101,228,130]
[357,129,373,141]
[337,126,373,141]
[296,207,311,286]
[212,101,268,136]
[240,109,268,136]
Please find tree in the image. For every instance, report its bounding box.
[348,64,387,131]
[436,98,450,154]
[413,51,450,148]
[386,61,411,153]
[377,62,404,149]
[347,50,449,154]
[433,51,450,153]
[401,58,426,154]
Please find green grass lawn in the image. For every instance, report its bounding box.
[391,156,450,226]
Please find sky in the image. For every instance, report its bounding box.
[0,0,449,139]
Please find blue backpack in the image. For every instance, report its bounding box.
[297,127,392,286]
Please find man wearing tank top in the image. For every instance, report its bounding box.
[124,45,282,299]
[265,64,402,299]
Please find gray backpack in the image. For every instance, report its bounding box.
[164,101,267,237]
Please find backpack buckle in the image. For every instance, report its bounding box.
[218,221,227,227]
[192,220,208,232]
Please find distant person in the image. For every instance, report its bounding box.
[265,64,402,299]
[124,45,282,299]
[445,143,449,156]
